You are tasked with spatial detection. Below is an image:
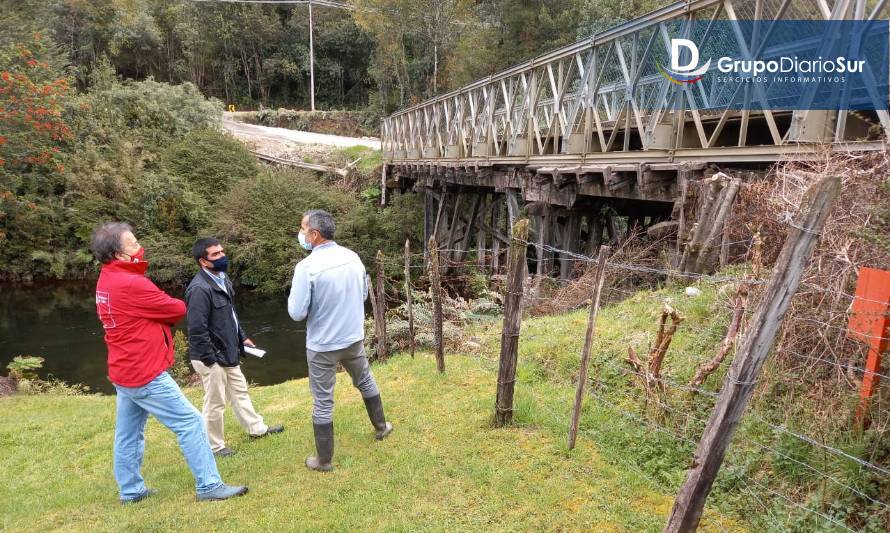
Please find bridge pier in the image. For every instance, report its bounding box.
[396,155,762,279]
[410,177,673,279]
[405,162,706,280]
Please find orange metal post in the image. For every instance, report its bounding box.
[847,267,890,427]
[856,337,890,422]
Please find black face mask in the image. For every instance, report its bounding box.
[208,255,229,273]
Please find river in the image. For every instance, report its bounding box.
[0,282,307,394]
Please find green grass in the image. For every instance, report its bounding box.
[464,278,888,532]
[0,350,739,531]
[0,279,751,531]
[463,280,744,526]
[336,145,382,173]
[508,280,731,388]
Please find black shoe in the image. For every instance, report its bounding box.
[363,395,394,440]
[214,447,236,457]
[305,422,334,472]
[121,488,157,504]
[249,424,284,439]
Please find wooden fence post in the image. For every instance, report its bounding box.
[375,251,388,360]
[495,219,529,427]
[428,236,444,373]
[367,273,381,359]
[664,176,841,533]
[404,239,416,358]
[567,245,611,450]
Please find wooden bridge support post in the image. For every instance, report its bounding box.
[534,215,544,277]
[678,176,725,273]
[423,192,435,260]
[696,178,741,273]
[546,210,557,275]
[674,180,690,269]
[719,216,732,269]
[664,176,841,533]
[560,211,582,280]
[505,189,520,234]
[477,194,488,270]
[550,212,562,277]
[604,213,615,245]
[433,191,449,245]
[586,214,604,258]
[444,192,464,272]
[454,193,481,267]
[491,200,501,273]
[534,208,553,278]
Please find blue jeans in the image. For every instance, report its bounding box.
[113,371,223,500]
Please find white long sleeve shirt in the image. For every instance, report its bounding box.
[287,241,369,352]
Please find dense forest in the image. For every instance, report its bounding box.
[2,0,663,112]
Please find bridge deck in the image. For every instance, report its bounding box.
[381,0,889,179]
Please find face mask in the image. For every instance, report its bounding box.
[209,255,229,273]
[298,230,313,251]
[124,246,145,263]
[119,246,148,274]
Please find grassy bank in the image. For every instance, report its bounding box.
[467,277,889,531]
[7,272,884,530]
[0,350,736,531]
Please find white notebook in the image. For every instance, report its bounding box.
[244,345,267,358]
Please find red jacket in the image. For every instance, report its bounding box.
[95,260,186,387]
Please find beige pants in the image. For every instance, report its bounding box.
[191,361,267,452]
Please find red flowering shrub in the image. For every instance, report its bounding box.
[0,33,72,191]
[0,32,74,280]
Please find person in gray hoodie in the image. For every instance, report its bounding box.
[288,210,393,472]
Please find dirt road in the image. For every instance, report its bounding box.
[222,113,381,150]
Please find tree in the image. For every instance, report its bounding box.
[354,0,475,110]
[0,30,74,280]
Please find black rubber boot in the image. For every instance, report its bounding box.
[305,422,334,472]
[363,394,393,440]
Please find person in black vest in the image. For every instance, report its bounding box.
[186,237,283,457]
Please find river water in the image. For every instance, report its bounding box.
[0,282,308,394]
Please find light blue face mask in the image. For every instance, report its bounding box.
[298,230,313,251]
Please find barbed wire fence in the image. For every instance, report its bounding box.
[361,178,888,531]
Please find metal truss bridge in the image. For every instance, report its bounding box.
[379,0,890,278]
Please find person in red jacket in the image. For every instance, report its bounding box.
[92,222,248,503]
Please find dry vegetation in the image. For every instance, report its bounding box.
[733,150,890,433]
[537,150,890,433]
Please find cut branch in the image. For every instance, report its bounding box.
[250,150,349,177]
